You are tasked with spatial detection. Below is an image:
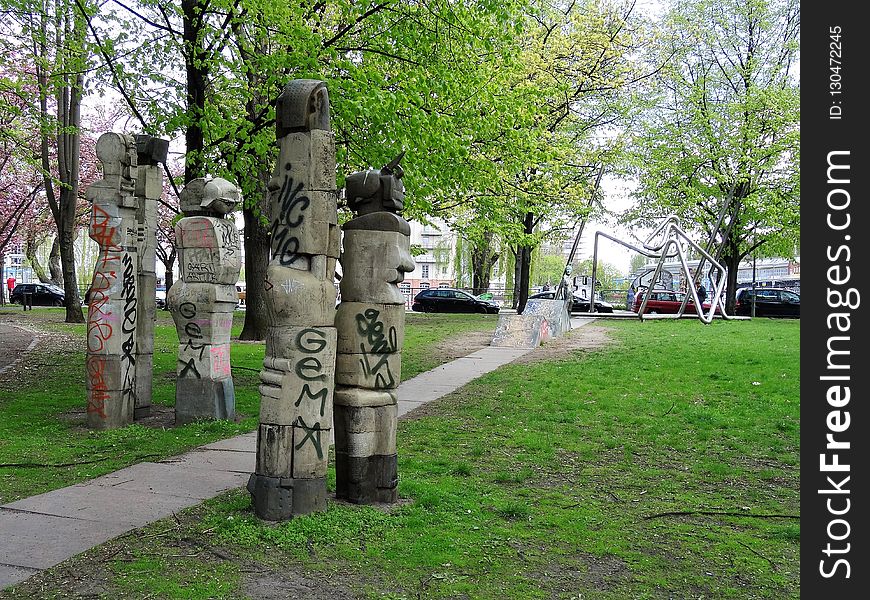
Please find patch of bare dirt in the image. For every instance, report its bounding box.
[512,324,617,365]
[58,404,181,430]
[0,318,80,389]
[240,572,358,600]
[429,329,494,363]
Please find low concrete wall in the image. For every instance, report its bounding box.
[522,299,571,336]
[490,314,552,348]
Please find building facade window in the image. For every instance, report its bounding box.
[421,264,430,279]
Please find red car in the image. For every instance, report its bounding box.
[633,289,718,315]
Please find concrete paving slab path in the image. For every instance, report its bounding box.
[0,318,598,589]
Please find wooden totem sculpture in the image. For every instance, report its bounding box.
[248,80,341,520]
[334,156,414,504]
[168,177,241,424]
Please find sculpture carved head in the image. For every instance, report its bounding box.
[345,152,406,216]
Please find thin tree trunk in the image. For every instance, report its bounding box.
[516,212,535,314]
[239,197,270,340]
[48,236,63,284]
[25,235,51,283]
[470,232,498,296]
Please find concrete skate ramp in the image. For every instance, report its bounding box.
[522,299,571,336]
[490,314,552,348]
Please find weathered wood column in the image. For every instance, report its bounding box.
[248,80,341,520]
[168,177,241,424]
[85,133,140,429]
[334,155,414,503]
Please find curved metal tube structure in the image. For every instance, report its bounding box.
[590,215,740,324]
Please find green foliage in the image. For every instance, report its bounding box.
[530,251,565,287]
[622,0,800,264]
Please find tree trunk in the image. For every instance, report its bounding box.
[58,201,84,321]
[239,169,271,341]
[515,212,535,314]
[470,232,499,296]
[25,235,51,283]
[49,236,63,285]
[181,0,209,184]
[721,239,742,314]
[0,251,5,305]
[511,246,521,309]
[36,6,87,323]
[239,205,270,340]
[516,245,532,313]
[159,247,176,309]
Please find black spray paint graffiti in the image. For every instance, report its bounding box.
[177,301,204,378]
[292,328,329,447]
[270,163,310,267]
[186,262,217,282]
[218,221,240,256]
[120,253,138,403]
[294,416,324,460]
[355,308,397,389]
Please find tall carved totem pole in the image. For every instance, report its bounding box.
[168,177,242,424]
[248,80,341,520]
[334,157,414,504]
[85,133,140,429]
[132,135,168,419]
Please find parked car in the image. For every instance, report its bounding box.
[633,289,718,315]
[528,290,614,313]
[10,283,65,306]
[734,287,800,318]
[412,288,500,314]
[156,285,167,309]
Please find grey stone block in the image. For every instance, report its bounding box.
[134,353,152,418]
[175,377,235,424]
[247,474,327,521]
[333,386,396,408]
[335,302,405,352]
[334,351,402,390]
[334,453,398,504]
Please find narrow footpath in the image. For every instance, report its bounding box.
[0,317,595,589]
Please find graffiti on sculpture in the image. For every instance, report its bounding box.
[84,132,140,429]
[249,79,340,521]
[168,176,241,424]
[355,308,398,389]
[333,153,413,505]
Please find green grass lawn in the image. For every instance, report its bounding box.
[0,316,799,599]
[0,308,499,504]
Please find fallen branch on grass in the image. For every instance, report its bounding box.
[0,453,161,468]
[643,510,799,520]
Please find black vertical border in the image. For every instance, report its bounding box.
[801,2,869,596]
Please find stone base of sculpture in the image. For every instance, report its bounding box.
[246,474,327,520]
[176,378,235,424]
